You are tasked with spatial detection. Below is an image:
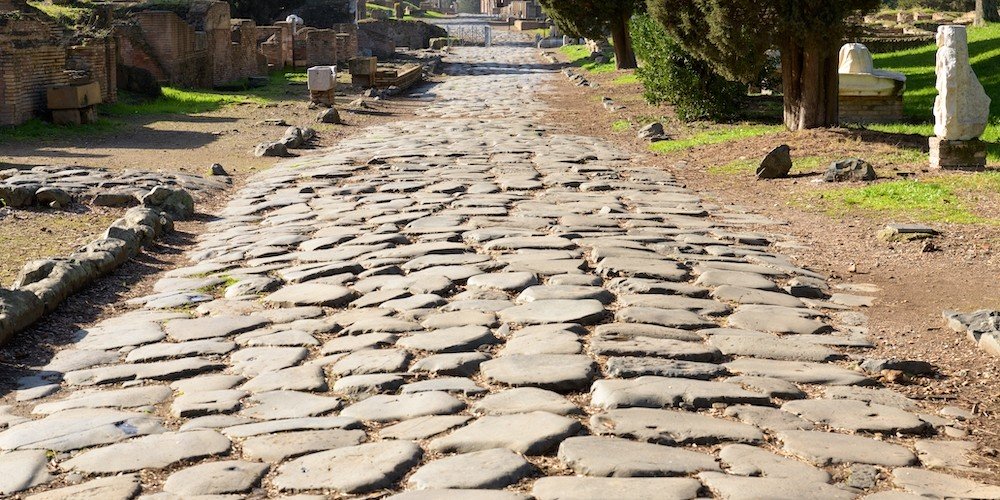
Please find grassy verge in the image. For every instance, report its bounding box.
[612,73,640,85]
[0,118,123,142]
[649,124,784,154]
[708,149,929,176]
[559,45,617,74]
[870,23,1000,162]
[804,172,1000,224]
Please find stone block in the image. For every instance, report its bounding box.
[307,66,336,91]
[929,137,987,171]
[47,82,102,110]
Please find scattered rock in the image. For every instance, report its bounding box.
[317,108,342,124]
[638,122,668,142]
[254,142,291,158]
[824,158,877,182]
[210,163,229,176]
[877,224,939,242]
[756,145,792,180]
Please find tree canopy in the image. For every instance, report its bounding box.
[538,0,643,69]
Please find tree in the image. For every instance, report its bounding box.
[538,0,642,69]
[648,0,881,130]
[976,0,1000,25]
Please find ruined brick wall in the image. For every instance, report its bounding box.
[306,29,338,67]
[331,23,358,63]
[0,15,68,125]
[230,19,265,82]
[66,38,118,103]
[358,19,445,54]
[274,21,294,67]
[124,10,212,87]
[257,26,283,68]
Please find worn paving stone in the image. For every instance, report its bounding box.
[341,391,465,422]
[32,385,172,414]
[396,325,499,353]
[263,283,355,307]
[727,305,832,335]
[707,333,840,362]
[531,477,702,500]
[777,430,917,466]
[330,349,412,376]
[697,471,855,500]
[239,390,341,419]
[222,416,360,438]
[472,387,580,415]
[591,376,771,409]
[0,408,165,451]
[163,460,269,496]
[62,429,231,473]
[23,474,140,500]
[429,411,581,455]
[723,405,814,431]
[400,377,485,395]
[481,354,597,391]
[605,357,726,379]
[274,441,422,493]
[380,415,472,440]
[64,358,224,386]
[408,448,534,489]
[724,359,872,386]
[781,399,927,434]
[591,335,721,362]
[241,364,328,392]
[591,408,764,445]
[615,307,717,330]
[914,440,981,471]
[595,323,702,342]
[172,389,246,417]
[718,443,829,482]
[517,285,615,304]
[499,299,606,325]
[164,316,269,342]
[242,429,367,462]
[558,436,719,477]
[410,352,488,376]
[467,272,538,291]
[0,449,53,495]
[891,467,1000,498]
[125,339,237,362]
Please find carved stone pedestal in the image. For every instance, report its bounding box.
[929,137,987,171]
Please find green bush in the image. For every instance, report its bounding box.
[629,14,745,121]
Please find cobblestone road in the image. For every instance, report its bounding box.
[2,44,999,499]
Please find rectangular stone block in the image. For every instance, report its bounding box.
[47,82,101,110]
[308,66,336,91]
[929,137,987,171]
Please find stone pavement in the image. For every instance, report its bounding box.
[2,44,999,499]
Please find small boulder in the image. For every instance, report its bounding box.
[141,186,194,220]
[254,142,291,158]
[876,224,938,242]
[824,158,877,182]
[318,108,341,124]
[756,145,792,180]
[92,192,138,208]
[210,163,229,176]
[35,187,72,209]
[0,185,38,208]
[637,122,668,142]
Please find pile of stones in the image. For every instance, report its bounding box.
[255,126,318,158]
[944,310,1000,357]
[0,166,226,209]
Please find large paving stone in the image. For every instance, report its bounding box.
[615,307,716,330]
[499,299,606,325]
[0,408,165,451]
[591,377,770,409]
[429,411,581,455]
[595,257,689,281]
[777,430,917,466]
[274,441,422,493]
[165,315,269,342]
[891,467,1000,498]
[605,357,726,379]
[481,354,597,391]
[341,391,465,422]
[62,429,231,473]
[724,359,871,386]
[31,385,172,414]
[718,444,829,482]
[241,364,328,392]
[591,408,764,445]
[64,358,224,386]
[222,416,361,438]
[330,349,412,376]
[558,436,719,477]
[263,283,355,307]
[723,405,814,431]
[531,477,702,500]
[781,399,927,434]
[0,450,52,494]
[697,471,855,500]
[125,339,237,362]
[472,387,580,415]
[707,333,840,362]
[727,305,831,335]
[380,415,472,440]
[408,448,534,489]
[240,390,341,419]
[231,346,308,376]
[396,326,499,353]
[590,336,721,361]
[595,323,702,341]
[23,474,140,500]
[163,461,269,496]
[242,429,367,462]
[617,295,731,316]
[172,389,246,417]
[517,285,614,304]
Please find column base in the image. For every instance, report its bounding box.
[929,137,987,171]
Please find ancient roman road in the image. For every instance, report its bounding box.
[2,43,999,499]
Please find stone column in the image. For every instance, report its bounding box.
[484,26,492,47]
[930,25,991,170]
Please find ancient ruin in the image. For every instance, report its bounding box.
[838,43,907,124]
[930,25,991,170]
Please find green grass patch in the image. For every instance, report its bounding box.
[611,120,631,133]
[871,23,1000,162]
[816,179,998,224]
[0,118,122,142]
[708,155,828,175]
[649,125,784,154]
[559,45,617,74]
[27,1,91,25]
[612,73,640,85]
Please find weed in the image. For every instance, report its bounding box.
[611,120,631,133]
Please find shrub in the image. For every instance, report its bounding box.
[629,14,745,121]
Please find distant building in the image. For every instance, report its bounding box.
[482,0,543,19]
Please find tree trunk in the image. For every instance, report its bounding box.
[975,0,1000,25]
[610,11,637,70]
[781,38,840,131]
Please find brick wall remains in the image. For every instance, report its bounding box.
[306,29,339,67]
[66,38,118,103]
[0,14,68,126]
